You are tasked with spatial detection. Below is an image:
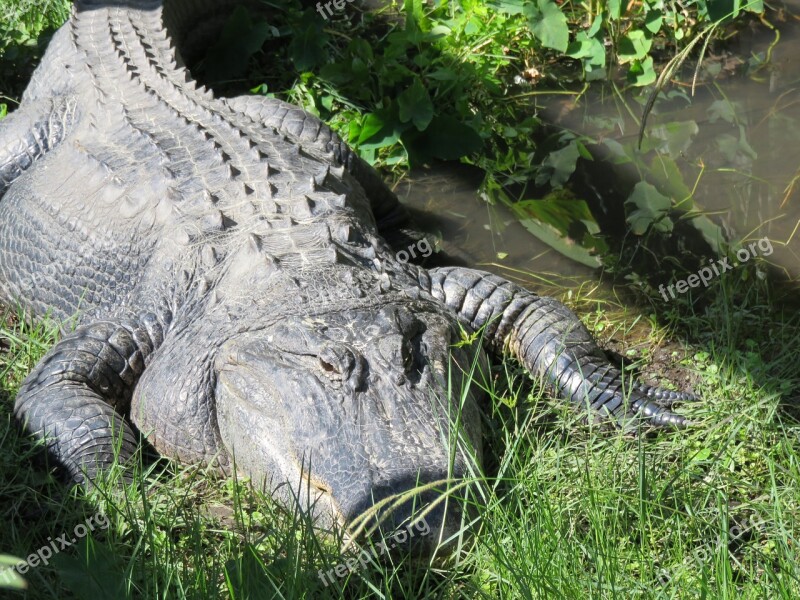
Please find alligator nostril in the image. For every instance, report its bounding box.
[319,344,367,390]
[319,345,352,376]
[320,357,339,374]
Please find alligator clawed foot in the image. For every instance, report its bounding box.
[626,388,695,430]
[634,383,698,407]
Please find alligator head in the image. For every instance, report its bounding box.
[214,298,484,553]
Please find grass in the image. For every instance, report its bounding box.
[2,0,800,598]
[2,267,800,598]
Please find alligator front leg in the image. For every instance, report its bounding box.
[14,316,162,484]
[424,267,693,428]
[0,97,75,198]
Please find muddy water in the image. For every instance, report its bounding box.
[394,164,597,291]
[400,12,800,285]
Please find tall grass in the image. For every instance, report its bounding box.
[2,269,799,598]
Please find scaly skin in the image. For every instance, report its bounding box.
[2,0,694,553]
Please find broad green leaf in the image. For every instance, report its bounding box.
[587,14,603,37]
[627,56,656,86]
[575,140,594,160]
[618,30,652,63]
[644,9,663,33]
[288,14,329,71]
[716,126,758,163]
[649,155,693,204]
[398,79,434,130]
[511,194,604,268]
[744,0,764,12]
[357,113,388,145]
[566,32,602,59]
[644,155,725,252]
[626,181,673,234]
[484,181,605,268]
[426,24,453,39]
[536,141,581,188]
[404,0,428,28]
[514,195,599,237]
[426,68,458,81]
[567,32,606,79]
[707,0,739,22]
[608,0,627,19]
[707,99,738,123]
[356,107,408,156]
[515,217,602,267]
[410,115,483,161]
[646,120,699,157]
[487,0,527,15]
[529,0,569,53]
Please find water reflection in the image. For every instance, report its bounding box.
[394,163,597,291]
[542,12,800,281]
[399,13,800,287]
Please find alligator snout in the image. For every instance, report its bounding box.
[336,475,476,558]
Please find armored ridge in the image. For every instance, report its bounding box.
[1,0,694,553]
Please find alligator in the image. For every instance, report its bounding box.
[1,0,694,551]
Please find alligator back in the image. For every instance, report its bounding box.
[0,1,405,324]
